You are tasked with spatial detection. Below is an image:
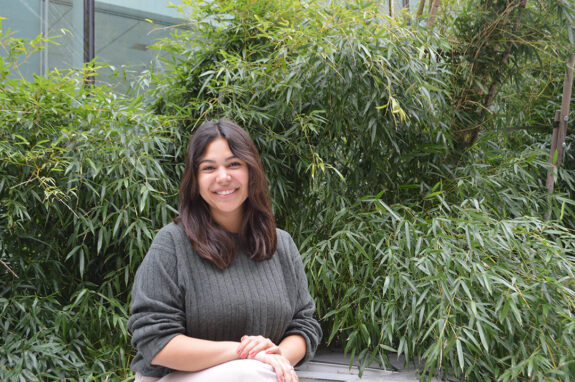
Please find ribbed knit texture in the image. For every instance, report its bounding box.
[128,222,322,378]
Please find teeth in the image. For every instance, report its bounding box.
[216,189,235,195]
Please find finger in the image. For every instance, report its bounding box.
[236,336,256,356]
[291,367,299,382]
[270,358,294,382]
[238,336,273,358]
[265,345,281,354]
[255,352,284,382]
[237,336,258,353]
[269,358,284,382]
[241,339,264,358]
[236,340,247,356]
[245,337,275,357]
[282,363,293,382]
[253,352,294,382]
[239,343,256,358]
[248,339,275,357]
[281,363,297,382]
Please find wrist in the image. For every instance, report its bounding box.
[278,334,306,366]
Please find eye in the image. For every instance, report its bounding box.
[200,165,215,172]
[228,161,243,168]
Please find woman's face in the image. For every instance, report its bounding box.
[197,137,249,232]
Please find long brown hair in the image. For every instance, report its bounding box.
[176,119,277,269]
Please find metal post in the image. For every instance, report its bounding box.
[72,0,84,70]
[40,0,49,76]
[84,0,95,86]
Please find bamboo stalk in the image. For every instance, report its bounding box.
[426,0,441,27]
[469,0,527,145]
[416,0,426,18]
[546,54,575,193]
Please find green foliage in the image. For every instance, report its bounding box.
[452,139,554,218]
[0,289,131,381]
[0,28,181,380]
[0,24,54,81]
[304,190,575,381]
[441,0,574,146]
[149,2,575,380]
[300,134,575,380]
[0,63,181,298]
[151,0,454,227]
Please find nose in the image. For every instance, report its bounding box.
[215,166,231,183]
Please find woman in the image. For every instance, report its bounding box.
[128,119,322,382]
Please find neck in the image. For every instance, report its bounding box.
[211,209,243,233]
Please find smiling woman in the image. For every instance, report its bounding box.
[177,119,278,268]
[197,138,249,233]
[127,119,322,382]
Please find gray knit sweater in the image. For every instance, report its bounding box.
[128,222,322,378]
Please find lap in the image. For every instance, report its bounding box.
[136,360,277,382]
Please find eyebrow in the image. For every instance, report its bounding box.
[198,155,238,165]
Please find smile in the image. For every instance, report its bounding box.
[215,189,237,196]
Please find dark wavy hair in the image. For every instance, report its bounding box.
[175,119,277,269]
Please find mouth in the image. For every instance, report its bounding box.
[214,188,237,196]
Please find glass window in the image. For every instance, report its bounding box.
[93,1,185,89]
[1,0,185,87]
[0,0,43,80]
[46,1,81,71]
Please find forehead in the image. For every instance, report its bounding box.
[199,138,236,162]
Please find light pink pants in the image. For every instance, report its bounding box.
[135,359,277,382]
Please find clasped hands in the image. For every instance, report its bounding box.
[236,335,298,382]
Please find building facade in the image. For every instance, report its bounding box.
[1,0,185,85]
[1,0,417,86]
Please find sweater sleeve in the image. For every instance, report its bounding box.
[280,231,323,365]
[128,225,185,369]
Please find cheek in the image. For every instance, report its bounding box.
[197,174,211,194]
[240,171,250,189]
